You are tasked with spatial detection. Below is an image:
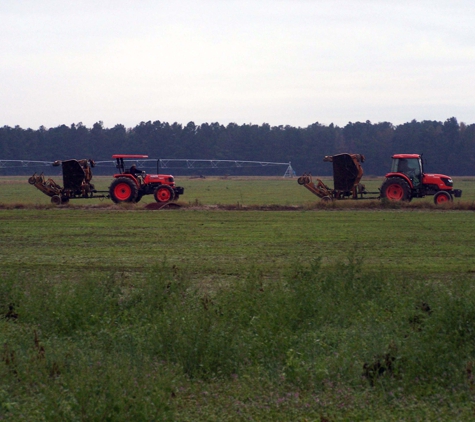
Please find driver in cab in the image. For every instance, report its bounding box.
[129,164,145,182]
[129,164,144,175]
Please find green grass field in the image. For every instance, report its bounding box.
[3,174,475,206]
[1,176,475,420]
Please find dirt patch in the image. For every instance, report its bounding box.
[144,202,183,210]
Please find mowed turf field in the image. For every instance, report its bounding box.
[1,175,475,420]
[2,174,475,206]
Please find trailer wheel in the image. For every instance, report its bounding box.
[51,195,62,205]
[28,176,36,185]
[381,177,411,202]
[154,185,175,203]
[110,178,138,203]
[434,191,452,205]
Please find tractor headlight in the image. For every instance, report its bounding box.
[441,177,453,187]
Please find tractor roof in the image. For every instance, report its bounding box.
[112,154,149,159]
[392,154,421,159]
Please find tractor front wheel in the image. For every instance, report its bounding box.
[110,178,138,203]
[434,191,452,205]
[154,185,175,203]
[380,177,412,202]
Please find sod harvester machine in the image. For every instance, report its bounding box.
[298,153,462,204]
[29,154,184,205]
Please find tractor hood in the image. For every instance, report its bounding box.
[422,173,453,188]
[143,174,175,185]
[424,173,450,179]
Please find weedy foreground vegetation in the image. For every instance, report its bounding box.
[1,177,475,420]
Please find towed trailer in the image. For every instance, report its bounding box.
[28,159,108,205]
[298,153,379,202]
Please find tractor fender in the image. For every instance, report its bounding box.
[383,172,414,189]
[112,173,140,188]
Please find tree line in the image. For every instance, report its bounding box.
[1,117,474,176]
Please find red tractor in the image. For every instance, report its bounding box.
[380,154,462,204]
[109,154,184,204]
[298,153,462,205]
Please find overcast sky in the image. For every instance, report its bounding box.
[2,0,474,129]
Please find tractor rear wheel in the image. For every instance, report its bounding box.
[154,185,175,203]
[110,178,138,203]
[433,191,452,205]
[381,177,411,202]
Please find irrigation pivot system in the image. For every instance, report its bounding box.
[0,159,295,177]
[155,159,295,177]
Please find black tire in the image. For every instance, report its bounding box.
[380,177,412,202]
[433,191,453,205]
[321,196,332,203]
[28,176,36,185]
[154,185,175,203]
[135,193,143,203]
[51,195,62,205]
[109,178,138,203]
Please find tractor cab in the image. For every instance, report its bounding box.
[113,154,148,176]
[390,154,423,188]
[112,154,150,187]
